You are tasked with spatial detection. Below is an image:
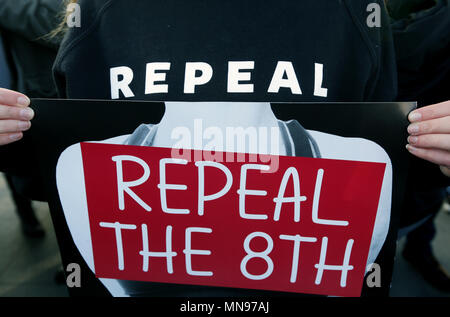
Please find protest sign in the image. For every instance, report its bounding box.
[28,99,415,297]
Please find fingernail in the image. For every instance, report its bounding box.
[17,96,30,107]
[407,124,419,134]
[9,133,22,141]
[408,112,422,122]
[406,144,417,152]
[18,121,31,131]
[20,108,34,120]
[408,136,418,144]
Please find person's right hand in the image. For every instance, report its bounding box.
[0,88,34,145]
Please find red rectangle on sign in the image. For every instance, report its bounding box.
[80,142,386,297]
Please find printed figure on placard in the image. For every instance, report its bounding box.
[56,101,392,297]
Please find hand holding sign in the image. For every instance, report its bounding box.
[406,100,450,177]
[0,88,34,145]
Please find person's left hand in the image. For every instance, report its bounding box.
[406,100,450,177]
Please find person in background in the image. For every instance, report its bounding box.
[0,0,64,236]
[387,0,450,292]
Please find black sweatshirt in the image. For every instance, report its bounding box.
[0,0,63,97]
[53,0,398,102]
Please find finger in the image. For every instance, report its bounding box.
[0,104,34,120]
[406,145,450,167]
[407,134,450,151]
[440,166,450,177]
[407,116,450,135]
[408,100,450,122]
[0,132,23,146]
[0,120,31,134]
[0,88,30,107]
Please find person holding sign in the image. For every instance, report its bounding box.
[0,0,449,296]
[50,0,445,297]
